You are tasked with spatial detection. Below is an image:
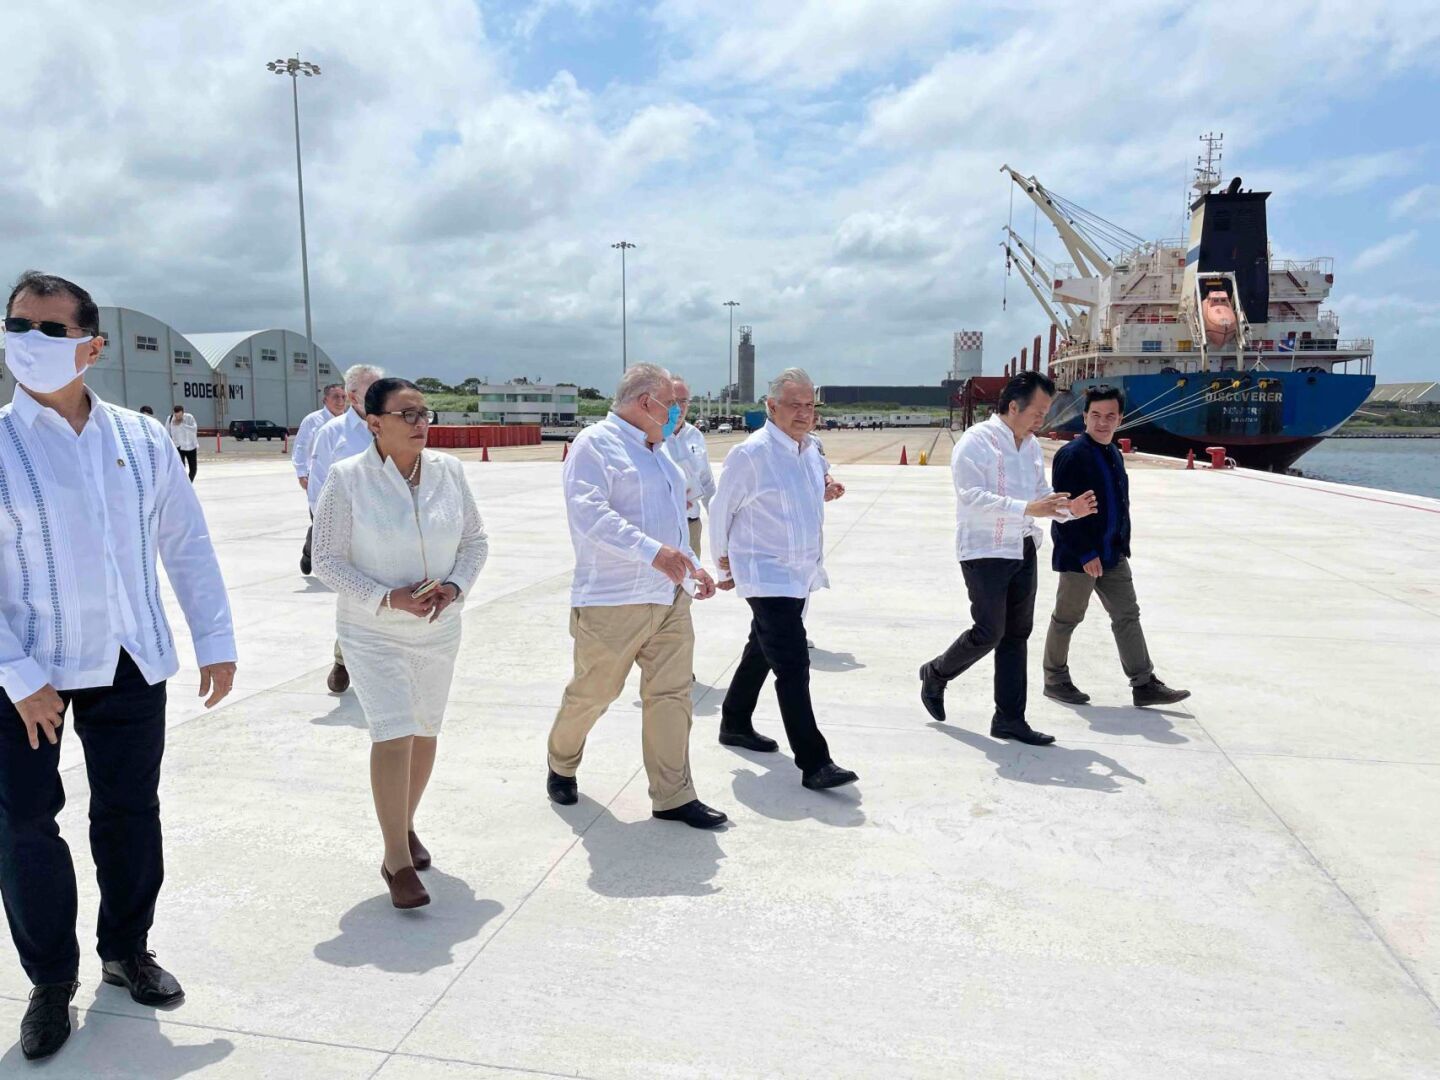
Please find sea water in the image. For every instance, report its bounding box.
[1296,438,1440,500]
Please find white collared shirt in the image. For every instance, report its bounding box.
[292,407,337,479]
[664,422,716,521]
[708,421,829,599]
[307,407,372,511]
[166,412,198,451]
[563,412,695,608]
[951,414,1065,561]
[0,386,236,701]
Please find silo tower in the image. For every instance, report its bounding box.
[738,325,756,402]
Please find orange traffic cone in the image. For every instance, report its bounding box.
[899,446,908,465]
[482,444,490,462]
[562,440,569,461]
[1185,449,1195,470]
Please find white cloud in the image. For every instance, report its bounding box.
[1352,231,1419,271]
[1390,183,1440,220]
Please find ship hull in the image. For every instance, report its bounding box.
[1045,369,1375,472]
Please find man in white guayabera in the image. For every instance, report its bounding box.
[0,271,237,1062]
[293,381,347,576]
[307,363,384,693]
[546,363,727,830]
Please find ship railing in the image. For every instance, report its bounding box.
[1271,257,1334,273]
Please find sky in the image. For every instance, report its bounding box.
[5,0,1440,393]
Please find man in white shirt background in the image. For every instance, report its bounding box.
[709,368,858,790]
[165,404,199,482]
[0,271,237,1061]
[293,381,346,576]
[546,363,726,830]
[307,364,383,693]
[918,371,1096,747]
[663,375,715,558]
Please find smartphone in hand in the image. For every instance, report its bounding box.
[411,579,441,601]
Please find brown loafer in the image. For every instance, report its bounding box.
[408,830,431,870]
[327,663,350,693]
[381,864,430,909]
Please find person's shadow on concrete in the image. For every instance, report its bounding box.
[1051,702,1190,745]
[726,747,866,827]
[807,649,865,673]
[0,991,234,1077]
[310,696,367,728]
[314,869,503,974]
[930,724,1145,793]
[551,796,725,898]
[292,578,333,595]
[631,680,723,717]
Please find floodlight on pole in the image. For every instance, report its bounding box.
[267,54,322,394]
[611,241,636,371]
[723,300,739,412]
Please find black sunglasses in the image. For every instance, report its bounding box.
[3,316,93,339]
[378,408,437,426]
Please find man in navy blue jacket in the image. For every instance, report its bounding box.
[1042,386,1189,708]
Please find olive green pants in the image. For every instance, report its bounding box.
[1043,557,1154,688]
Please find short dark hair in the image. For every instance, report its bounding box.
[322,382,343,396]
[1084,384,1125,412]
[139,405,154,415]
[999,370,1056,413]
[6,270,101,336]
[364,377,420,417]
[172,404,184,413]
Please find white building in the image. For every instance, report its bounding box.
[437,379,580,425]
[0,306,337,429]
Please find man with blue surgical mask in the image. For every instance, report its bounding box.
[0,271,237,1061]
[546,363,727,829]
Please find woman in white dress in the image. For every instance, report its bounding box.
[312,378,488,909]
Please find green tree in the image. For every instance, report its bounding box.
[415,377,448,393]
[579,387,604,400]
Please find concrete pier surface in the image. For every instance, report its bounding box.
[3,437,1438,1078]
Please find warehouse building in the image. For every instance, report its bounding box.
[0,306,337,429]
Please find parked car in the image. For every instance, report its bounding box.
[229,419,286,441]
[717,422,734,434]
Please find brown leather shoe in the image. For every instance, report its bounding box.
[327,663,350,693]
[381,864,430,909]
[408,831,431,870]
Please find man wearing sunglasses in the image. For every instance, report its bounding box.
[306,364,384,693]
[0,271,237,1061]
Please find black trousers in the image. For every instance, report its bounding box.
[302,510,314,567]
[178,448,198,482]
[0,652,167,985]
[721,596,831,774]
[928,538,1038,728]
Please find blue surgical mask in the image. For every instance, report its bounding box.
[661,403,681,439]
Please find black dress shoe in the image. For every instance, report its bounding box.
[300,554,312,576]
[326,663,350,693]
[1133,677,1191,707]
[652,800,728,829]
[21,981,78,1060]
[802,762,859,790]
[990,723,1056,746]
[718,727,780,753]
[919,663,947,722]
[1043,681,1091,705]
[546,769,578,805]
[101,951,184,1006]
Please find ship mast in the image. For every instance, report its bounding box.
[1193,131,1223,198]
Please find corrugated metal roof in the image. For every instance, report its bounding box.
[1367,382,1440,405]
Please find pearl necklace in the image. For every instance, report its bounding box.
[405,454,422,487]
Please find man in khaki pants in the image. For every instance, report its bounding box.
[546,364,726,829]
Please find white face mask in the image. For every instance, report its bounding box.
[4,329,91,394]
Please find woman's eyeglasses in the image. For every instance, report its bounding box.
[378,408,437,426]
[3,317,94,339]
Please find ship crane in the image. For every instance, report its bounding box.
[999,165,1116,278]
[1000,228,1070,333]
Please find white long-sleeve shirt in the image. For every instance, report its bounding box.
[665,422,716,521]
[307,407,372,511]
[292,406,337,479]
[708,421,829,600]
[0,386,236,702]
[313,448,489,621]
[563,412,696,608]
[166,412,198,451]
[951,414,1067,561]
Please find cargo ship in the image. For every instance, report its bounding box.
[999,134,1375,471]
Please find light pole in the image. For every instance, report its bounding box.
[267,54,321,394]
[723,300,739,414]
[611,241,636,371]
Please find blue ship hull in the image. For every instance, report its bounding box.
[1045,369,1375,472]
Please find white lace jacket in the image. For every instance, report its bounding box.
[312,448,488,620]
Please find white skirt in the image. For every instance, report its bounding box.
[338,603,463,742]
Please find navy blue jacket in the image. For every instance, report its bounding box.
[1050,434,1131,573]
